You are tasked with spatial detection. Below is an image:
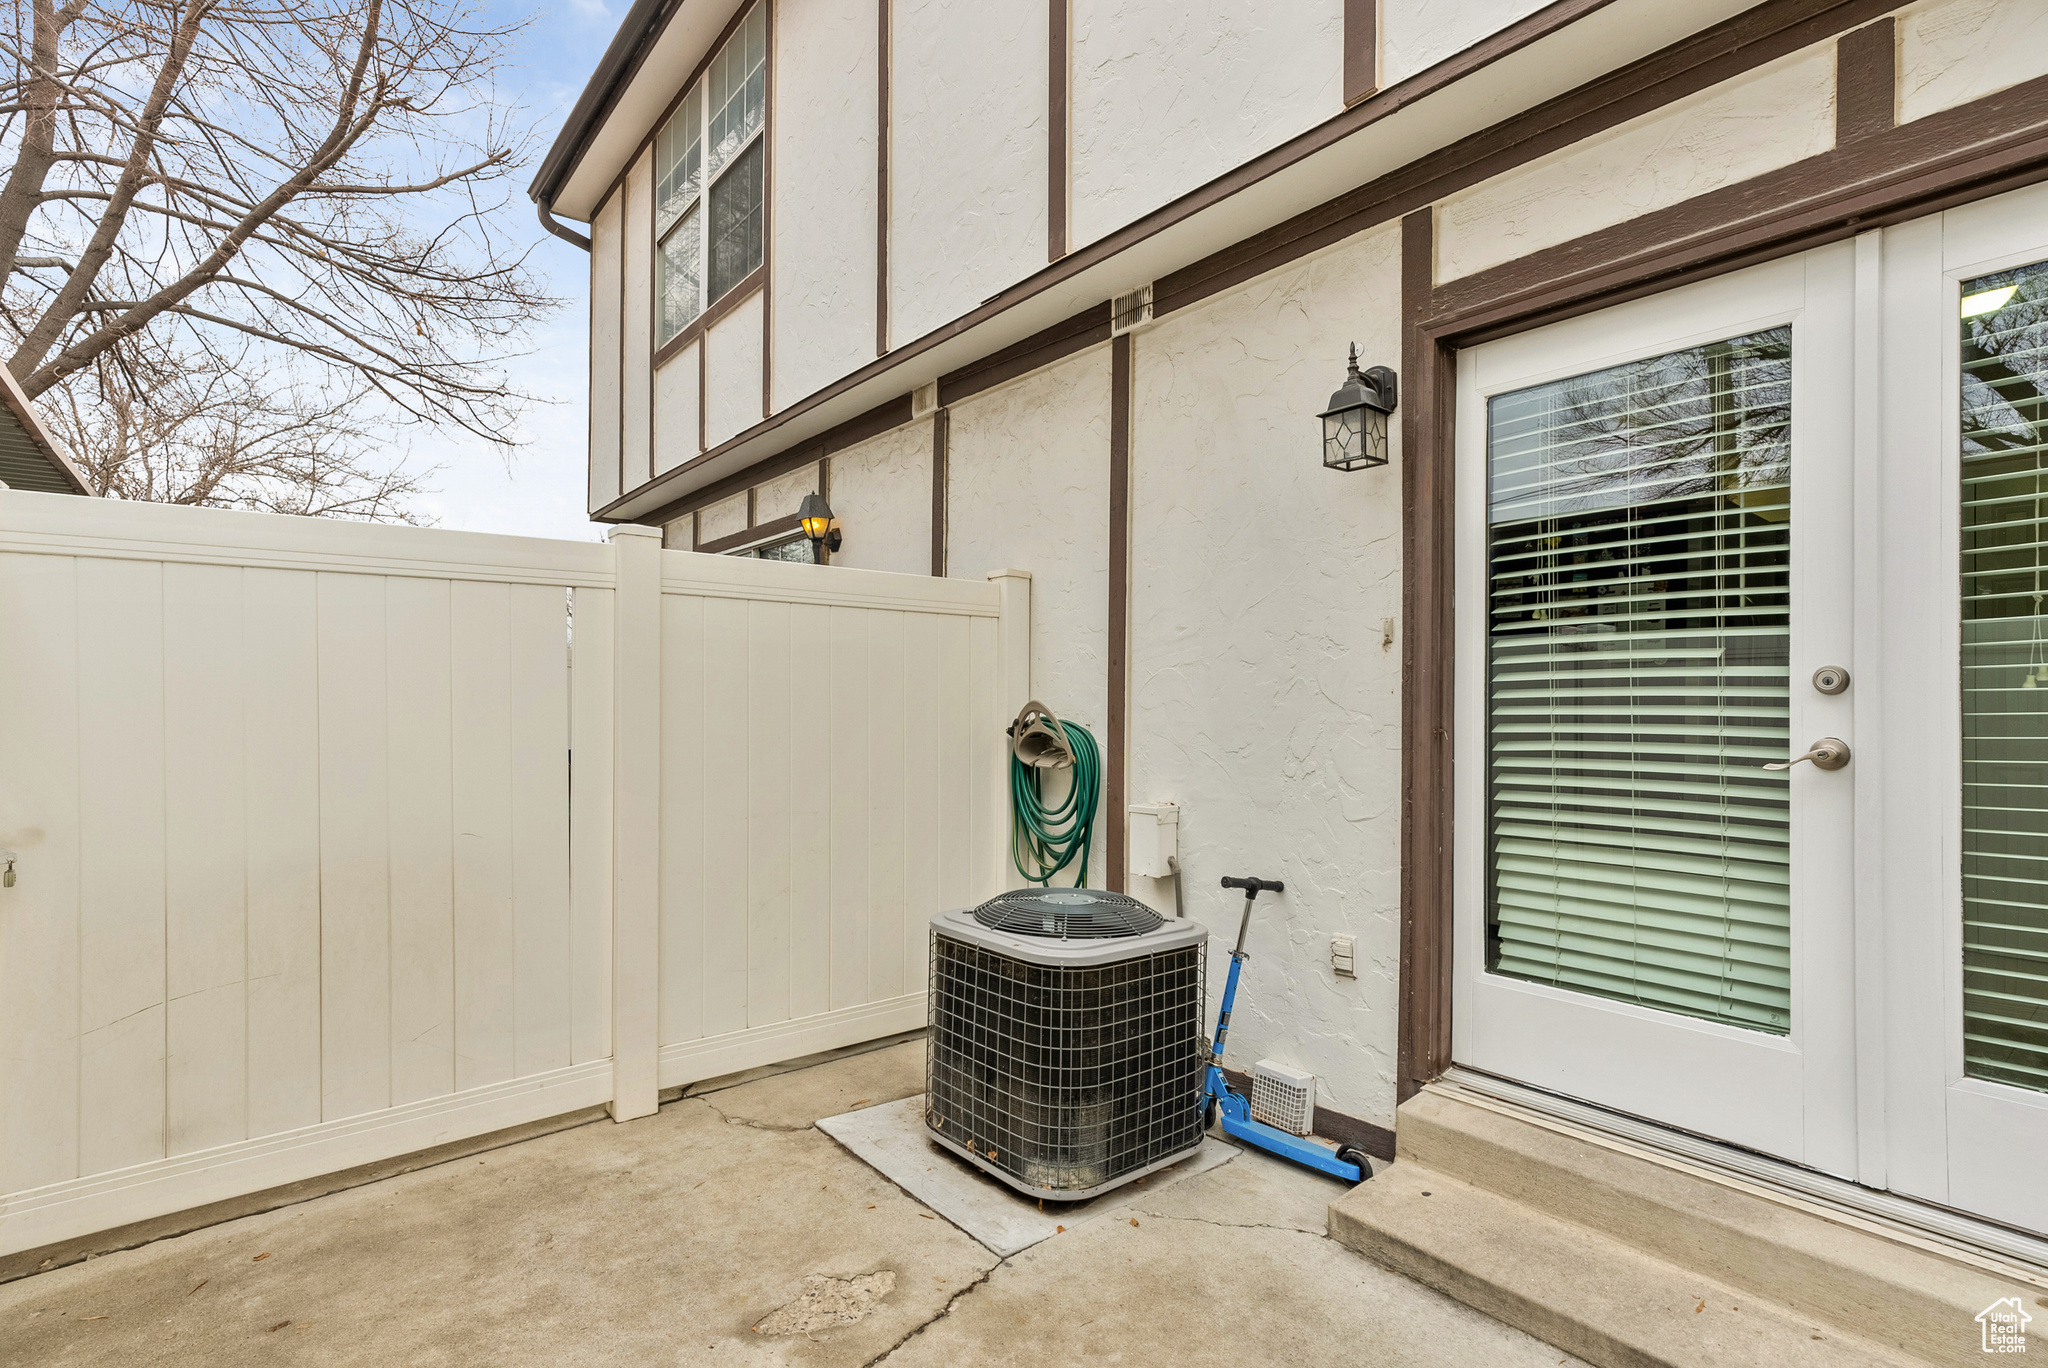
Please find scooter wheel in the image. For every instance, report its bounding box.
[1337,1146,1373,1181]
[1204,1098,1220,1130]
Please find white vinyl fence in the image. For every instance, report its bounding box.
[0,493,1027,1257]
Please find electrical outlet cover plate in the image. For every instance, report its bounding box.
[1330,934,1356,978]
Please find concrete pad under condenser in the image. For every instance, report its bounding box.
[817,1094,1238,1257]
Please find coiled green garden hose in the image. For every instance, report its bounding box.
[1010,718,1100,887]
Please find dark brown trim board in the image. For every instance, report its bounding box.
[1343,0,1377,107]
[1834,17,1895,145]
[877,0,892,356]
[930,408,949,577]
[762,0,775,422]
[1220,1068,1396,1162]
[938,302,1111,408]
[698,512,802,556]
[644,392,916,526]
[1048,0,1069,261]
[1106,331,1132,891]
[1397,207,1453,1106]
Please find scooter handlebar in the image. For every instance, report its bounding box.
[1220,876,1285,895]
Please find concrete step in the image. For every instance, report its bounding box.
[1328,1085,2048,1368]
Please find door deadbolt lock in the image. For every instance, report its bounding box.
[1765,737,1851,772]
[1812,666,1850,695]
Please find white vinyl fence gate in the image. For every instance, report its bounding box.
[0,493,1029,1257]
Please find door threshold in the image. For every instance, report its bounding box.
[1438,1065,2048,1278]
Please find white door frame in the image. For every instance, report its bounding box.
[1451,246,1862,1175]
[1877,181,2048,1233]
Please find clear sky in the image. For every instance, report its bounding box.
[408,1,616,544]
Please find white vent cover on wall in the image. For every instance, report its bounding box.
[911,381,940,420]
[1111,284,1153,336]
[1250,1059,1317,1136]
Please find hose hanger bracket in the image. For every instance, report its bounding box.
[1009,700,1077,770]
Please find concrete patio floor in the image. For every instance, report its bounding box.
[1,1038,1587,1367]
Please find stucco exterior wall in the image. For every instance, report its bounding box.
[654,343,700,476]
[699,491,748,543]
[829,421,933,577]
[1381,0,1550,88]
[1435,40,1838,285]
[705,291,766,449]
[1127,221,1404,1129]
[889,0,1047,347]
[1068,0,1342,251]
[588,191,623,515]
[622,151,655,489]
[1898,0,2048,124]
[771,0,879,412]
[755,461,818,522]
[945,348,1113,871]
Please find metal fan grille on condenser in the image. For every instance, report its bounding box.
[971,888,1164,940]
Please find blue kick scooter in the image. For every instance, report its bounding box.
[1202,876,1373,1184]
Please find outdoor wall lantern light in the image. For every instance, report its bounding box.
[1319,344,1398,472]
[798,492,842,557]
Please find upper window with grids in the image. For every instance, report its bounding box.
[656,4,767,347]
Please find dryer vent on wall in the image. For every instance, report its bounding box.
[926,889,1207,1199]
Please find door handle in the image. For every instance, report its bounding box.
[1764,737,1851,771]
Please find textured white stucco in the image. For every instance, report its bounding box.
[588,191,623,515]
[1898,0,2048,124]
[829,421,933,577]
[705,290,766,449]
[756,461,818,522]
[654,342,700,475]
[771,0,879,412]
[1381,0,1550,88]
[622,149,654,490]
[946,349,1112,871]
[1068,0,1342,251]
[889,0,1046,348]
[1435,41,1838,285]
[699,491,748,544]
[1127,221,1403,1129]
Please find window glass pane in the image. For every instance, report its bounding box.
[707,5,766,178]
[707,137,764,302]
[1960,257,2048,1094]
[658,205,701,344]
[655,86,701,235]
[755,535,813,564]
[1485,326,1794,1034]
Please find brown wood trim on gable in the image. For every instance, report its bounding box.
[938,302,1112,408]
[640,392,917,527]
[655,268,765,371]
[1392,60,2048,1107]
[1106,330,1132,891]
[1834,16,1896,145]
[1049,0,1070,260]
[877,0,892,355]
[931,408,949,577]
[1343,0,1376,107]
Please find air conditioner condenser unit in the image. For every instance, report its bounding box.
[926,889,1208,1200]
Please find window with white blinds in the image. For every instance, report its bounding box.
[1960,258,2048,1095]
[1485,326,1794,1033]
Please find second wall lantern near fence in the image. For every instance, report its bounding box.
[798,492,842,558]
[1319,344,1398,473]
